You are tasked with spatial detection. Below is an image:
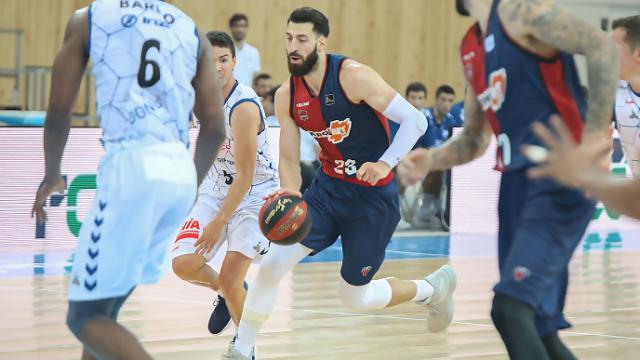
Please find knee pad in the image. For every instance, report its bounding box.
[337,277,392,310]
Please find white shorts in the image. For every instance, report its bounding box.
[68,142,197,301]
[172,191,272,262]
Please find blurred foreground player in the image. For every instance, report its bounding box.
[527,15,640,220]
[399,0,618,359]
[31,0,226,358]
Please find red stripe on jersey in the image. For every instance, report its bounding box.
[538,60,584,142]
[460,24,505,171]
[374,110,391,144]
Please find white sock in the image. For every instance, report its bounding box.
[411,279,434,303]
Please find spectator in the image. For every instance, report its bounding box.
[450,100,464,127]
[263,86,279,128]
[413,85,459,230]
[253,73,273,98]
[390,82,428,139]
[229,13,261,86]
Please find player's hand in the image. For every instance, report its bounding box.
[357,161,391,185]
[263,188,302,201]
[194,217,225,256]
[397,148,433,186]
[524,115,611,187]
[32,175,66,223]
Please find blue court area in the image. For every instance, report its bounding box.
[301,233,451,263]
[1,229,638,277]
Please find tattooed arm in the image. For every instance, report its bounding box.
[429,85,492,170]
[500,0,619,135]
[397,85,492,183]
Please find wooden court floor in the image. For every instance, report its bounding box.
[1,249,640,359]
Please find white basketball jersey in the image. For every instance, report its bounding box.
[615,80,640,177]
[200,82,278,197]
[89,0,199,147]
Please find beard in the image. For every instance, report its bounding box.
[455,0,470,16]
[287,46,319,77]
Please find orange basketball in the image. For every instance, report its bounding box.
[258,193,311,245]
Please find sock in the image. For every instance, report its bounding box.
[235,311,263,356]
[411,279,434,303]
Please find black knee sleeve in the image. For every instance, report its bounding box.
[491,293,549,360]
[542,332,577,360]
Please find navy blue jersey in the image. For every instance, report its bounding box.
[415,108,458,148]
[450,101,465,127]
[460,0,586,171]
[290,54,393,186]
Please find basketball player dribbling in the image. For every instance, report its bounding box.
[399,1,619,359]
[31,0,226,358]
[223,6,458,360]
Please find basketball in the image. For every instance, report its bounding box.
[258,193,311,245]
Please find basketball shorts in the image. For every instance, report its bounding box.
[301,171,401,286]
[172,182,276,262]
[68,141,197,301]
[495,170,594,336]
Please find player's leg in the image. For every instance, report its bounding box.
[65,148,160,358]
[219,251,252,325]
[67,288,148,359]
[536,267,577,360]
[491,174,593,359]
[169,191,233,335]
[219,203,271,326]
[229,242,312,358]
[172,252,221,290]
[413,170,444,229]
[171,197,223,290]
[229,178,340,358]
[337,180,456,332]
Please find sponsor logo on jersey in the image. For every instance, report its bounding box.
[478,68,507,112]
[484,34,495,52]
[298,109,309,121]
[309,118,352,144]
[121,14,137,28]
[296,101,309,108]
[325,94,335,106]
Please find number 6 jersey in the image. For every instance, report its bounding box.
[90,0,198,147]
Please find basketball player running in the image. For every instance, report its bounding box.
[171,31,278,341]
[31,1,226,358]
[399,0,618,359]
[223,7,457,359]
[526,15,640,220]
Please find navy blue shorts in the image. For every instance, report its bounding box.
[495,170,594,336]
[301,171,401,286]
